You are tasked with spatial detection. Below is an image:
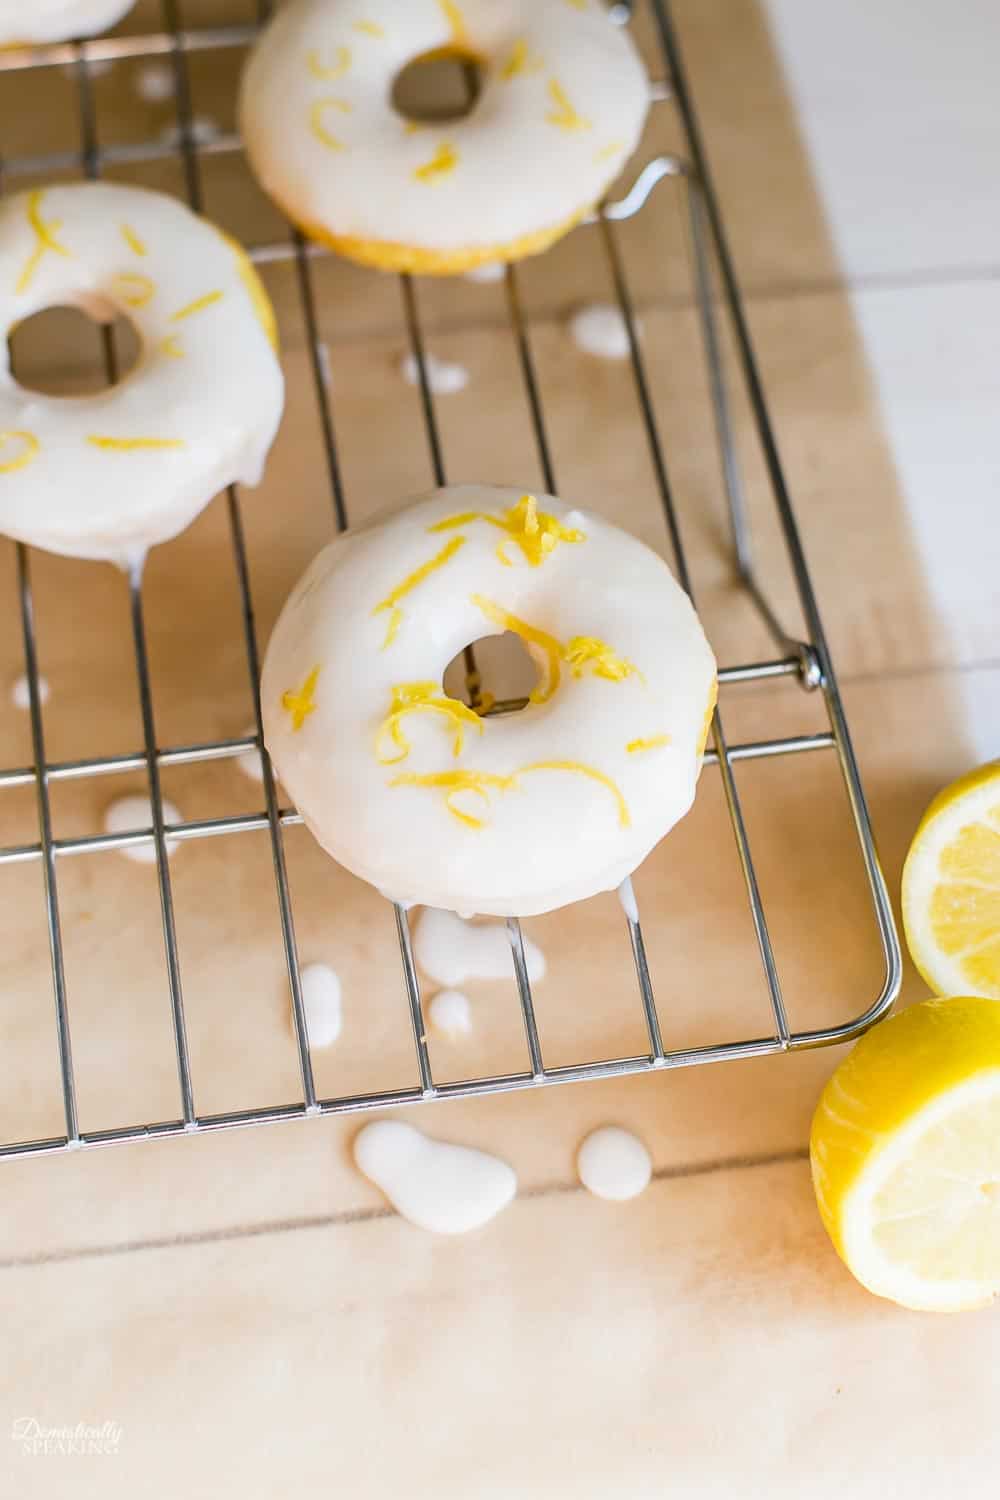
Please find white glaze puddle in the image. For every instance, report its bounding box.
[235,725,265,783]
[414,908,546,988]
[62,58,113,80]
[428,988,472,1039]
[569,302,640,360]
[103,794,181,864]
[158,115,220,148]
[135,60,174,102]
[300,963,341,1048]
[577,1126,652,1201]
[401,351,469,395]
[10,673,49,709]
[464,261,505,284]
[353,1120,516,1234]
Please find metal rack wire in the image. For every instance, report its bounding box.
[0,0,901,1160]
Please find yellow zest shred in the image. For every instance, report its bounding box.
[16,189,72,295]
[214,226,279,352]
[376,681,484,764]
[120,223,147,256]
[112,271,156,308]
[414,143,459,182]
[0,429,39,474]
[390,758,629,831]
[594,140,625,163]
[171,289,224,323]
[353,19,385,37]
[519,759,630,828]
[430,492,584,568]
[373,536,466,647]
[564,635,643,684]
[470,594,563,704]
[281,664,320,732]
[86,435,184,451]
[439,0,469,49]
[307,46,351,80]
[500,39,543,80]
[546,78,591,132]
[157,335,184,359]
[469,597,642,702]
[626,734,671,754]
[309,97,352,151]
[389,768,514,830]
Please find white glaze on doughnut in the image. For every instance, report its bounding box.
[240,0,649,261]
[262,485,717,916]
[0,182,284,564]
[0,0,134,44]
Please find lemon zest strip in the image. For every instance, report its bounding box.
[470,596,641,702]
[501,39,543,80]
[470,594,563,704]
[171,289,224,322]
[0,430,39,474]
[309,97,353,151]
[307,46,351,80]
[414,143,459,182]
[389,759,629,831]
[439,0,469,49]
[214,225,279,351]
[87,436,184,450]
[281,665,320,732]
[519,759,630,828]
[430,493,584,568]
[565,635,643,684]
[546,78,591,132]
[626,734,671,754]
[353,19,385,37]
[112,271,156,308]
[120,223,147,256]
[389,768,514,830]
[375,681,484,764]
[373,536,466,647]
[16,189,72,294]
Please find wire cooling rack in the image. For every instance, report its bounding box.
[0,0,901,1160]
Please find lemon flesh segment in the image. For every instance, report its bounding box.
[810,995,1000,1311]
[902,761,1000,999]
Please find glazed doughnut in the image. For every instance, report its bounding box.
[0,182,283,565]
[262,486,717,917]
[0,0,134,44]
[240,0,650,275]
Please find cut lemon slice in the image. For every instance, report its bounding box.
[810,995,1000,1311]
[902,760,1000,999]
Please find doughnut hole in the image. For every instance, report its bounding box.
[8,302,140,395]
[443,632,540,716]
[390,48,483,125]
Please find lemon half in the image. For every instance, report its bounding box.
[811,995,1000,1311]
[902,760,1000,999]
